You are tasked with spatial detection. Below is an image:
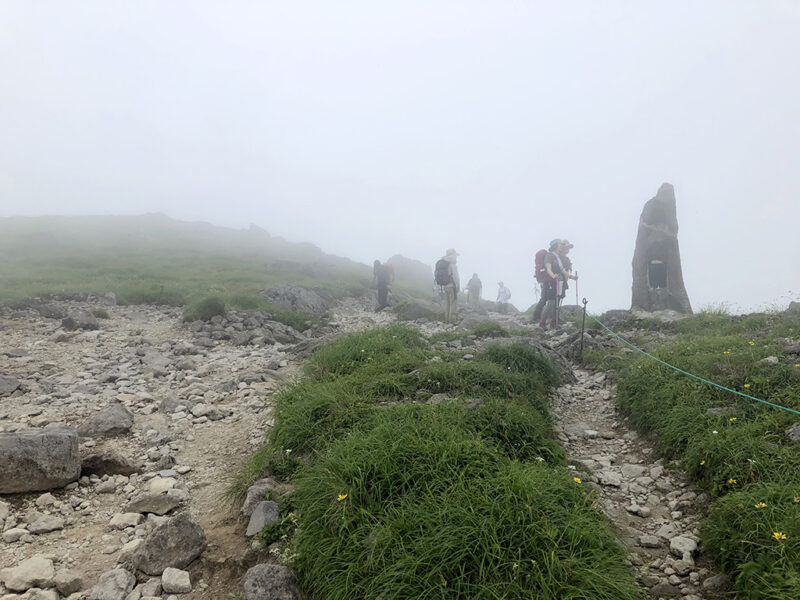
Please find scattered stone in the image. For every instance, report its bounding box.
[88,568,136,600]
[81,451,142,476]
[54,569,84,596]
[161,568,191,594]
[109,512,144,530]
[3,527,29,543]
[131,512,208,575]
[0,427,81,493]
[149,476,176,494]
[638,534,660,548]
[669,536,698,564]
[245,501,280,537]
[242,479,276,517]
[242,564,304,600]
[0,374,21,397]
[61,311,100,331]
[0,556,56,592]
[78,403,134,437]
[702,573,729,591]
[28,514,65,534]
[786,423,800,443]
[125,493,182,516]
[139,578,162,597]
[262,285,327,316]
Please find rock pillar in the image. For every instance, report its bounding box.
[631,183,692,313]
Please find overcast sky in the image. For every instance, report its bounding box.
[1,1,798,312]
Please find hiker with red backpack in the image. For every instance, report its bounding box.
[373,260,395,312]
[434,248,460,324]
[532,239,577,329]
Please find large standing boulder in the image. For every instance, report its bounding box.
[0,374,21,397]
[261,285,328,317]
[631,183,692,314]
[130,512,207,575]
[0,427,81,494]
[77,403,133,437]
[243,564,304,600]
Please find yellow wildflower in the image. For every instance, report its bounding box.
[749,341,755,346]
[573,477,582,484]
[700,460,706,466]
[723,351,731,355]
[795,364,800,368]
[728,478,737,485]
[337,493,348,502]
[794,496,800,503]
[729,417,737,422]
[744,383,751,389]
[755,502,767,509]
[773,531,787,541]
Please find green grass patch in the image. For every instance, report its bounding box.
[238,324,642,598]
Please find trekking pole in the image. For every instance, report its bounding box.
[579,297,588,362]
[575,271,579,305]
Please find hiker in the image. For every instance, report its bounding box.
[373,260,394,311]
[465,273,482,309]
[533,239,577,329]
[434,248,460,324]
[558,240,575,301]
[496,281,511,314]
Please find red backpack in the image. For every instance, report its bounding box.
[534,249,550,283]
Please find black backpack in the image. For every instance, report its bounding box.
[434,259,452,286]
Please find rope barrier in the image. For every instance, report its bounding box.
[585,312,800,418]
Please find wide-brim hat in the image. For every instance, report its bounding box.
[561,239,574,249]
[445,248,459,257]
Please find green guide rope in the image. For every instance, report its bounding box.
[588,314,800,418]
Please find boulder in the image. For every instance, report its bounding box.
[124,492,182,516]
[392,299,441,322]
[78,403,133,437]
[88,568,136,600]
[130,512,207,575]
[245,501,280,537]
[243,564,304,600]
[261,285,327,317]
[0,427,81,494]
[0,374,21,397]
[38,303,68,319]
[54,569,84,596]
[0,556,55,592]
[161,568,191,594]
[631,183,692,314]
[61,311,100,331]
[787,301,800,316]
[81,451,142,476]
[28,514,65,534]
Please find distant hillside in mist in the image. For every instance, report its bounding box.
[0,214,398,308]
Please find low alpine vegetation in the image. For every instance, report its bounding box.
[610,311,800,597]
[240,324,643,599]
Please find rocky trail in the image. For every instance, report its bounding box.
[551,369,727,599]
[1,296,726,599]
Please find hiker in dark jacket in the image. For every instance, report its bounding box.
[532,239,560,323]
[465,273,482,309]
[434,248,460,324]
[540,240,577,328]
[373,260,394,311]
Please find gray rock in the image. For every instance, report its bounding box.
[29,514,65,534]
[262,285,327,317]
[82,451,142,476]
[161,568,191,594]
[670,535,698,563]
[38,303,68,319]
[0,373,21,397]
[245,501,280,537]
[0,427,81,493]
[54,569,84,596]
[0,499,10,520]
[650,581,681,597]
[702,573,729,591]
[638,534,660,548]
[598,470,622,487]
[131,512,207,575]
[786,423,800,442]
[620,464,647,478]
[787,301,800,315]
[243,564,304,600]
[61,311,100,331]
[242,479,276,517]
[3,527,29,542]
[89,568,136,600]
[139,577,162,597]
[78,403,133,437]
[0,556,55,592]
[125,493,182,516]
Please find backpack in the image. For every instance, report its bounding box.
[534,249,550,283]
[434,259,452,286]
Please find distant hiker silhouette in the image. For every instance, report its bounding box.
[465,273,482,309]
[373,260,394,311]
[496,281,511,314]
[434,248,460,324]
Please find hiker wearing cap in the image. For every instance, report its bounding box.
[434,248,460,324]
[532,239,561,324]
[465,273,482,309]
[496,282,511,314]
[540,240,578,328]
[557,241,575,301]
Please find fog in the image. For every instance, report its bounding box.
[1,1,798,312]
